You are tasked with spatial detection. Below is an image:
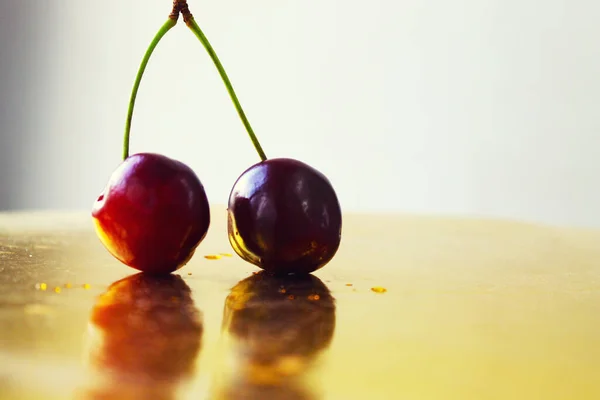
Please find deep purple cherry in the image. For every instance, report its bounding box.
[227,158,342,275]
[92,153,210,274]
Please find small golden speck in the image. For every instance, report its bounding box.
[204,254,222,260]
[345,283,353,286]
[220,253,233,257]
[54,287,61,294]
[308,294,320,301]
[64,283,72,289]
[287,295,295,300]
[83,283,91,290]
[187,272,192,276]
[371,286,387,294]
[278,288,287,294]
[39,283,47,291]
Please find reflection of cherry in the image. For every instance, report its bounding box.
[212,272,336,399]
[82,273,203,399]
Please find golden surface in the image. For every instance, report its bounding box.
[1,207,599,399]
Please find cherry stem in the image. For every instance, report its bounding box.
[123,15,178,160]
[181,5,268,161]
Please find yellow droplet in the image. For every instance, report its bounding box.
[64,283,72,289]
[345,283,353,286]
[220,253,233,257]
[371,286,387,294]
[54,287,61,294]
[39,283,47,291]
[83,283,91,290]
[204,254,222,260]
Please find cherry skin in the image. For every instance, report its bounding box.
[92,152,210,274]
[227,158,342,275]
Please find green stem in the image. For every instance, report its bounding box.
[184,13,267,161]
[123,18,177,160]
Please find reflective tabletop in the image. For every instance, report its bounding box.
[1,207,599,399]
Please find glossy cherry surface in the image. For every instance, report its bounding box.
[92,153,210,274]
[227,158,342,275]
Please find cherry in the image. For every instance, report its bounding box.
[180,2,343,274]
[92,3,210,274]
[227,159,342,275]
[92,153,210,274]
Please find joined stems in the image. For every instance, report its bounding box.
[122,0,267,162]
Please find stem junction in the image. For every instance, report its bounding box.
[123,0,267,162]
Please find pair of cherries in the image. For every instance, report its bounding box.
[92,1,342,276]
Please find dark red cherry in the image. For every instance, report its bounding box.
[92,153,210,274]
[227,158,342,275]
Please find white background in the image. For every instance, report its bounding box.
[0,0,599,227]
